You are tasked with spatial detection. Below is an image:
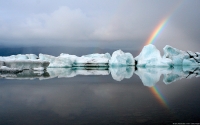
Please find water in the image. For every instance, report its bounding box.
[0,66,200,125]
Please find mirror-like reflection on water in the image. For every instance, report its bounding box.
[1,66,199,87]
[0,66,200,124]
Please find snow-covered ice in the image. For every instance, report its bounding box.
[135,44,172,67]
[109,50,135,66]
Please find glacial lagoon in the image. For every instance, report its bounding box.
[0,66,200,124]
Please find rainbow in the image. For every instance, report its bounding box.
[150,86,168,108]
[145,1,183,108]
[145,0,183,45]
[145,17,168,45]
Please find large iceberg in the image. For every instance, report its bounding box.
[39,54,73,68]
[109,50,135,66]
[135,44,172,67]
[73,53,110,67]
[40,53,111,68]
[0,54,49,71]
[163,45,200,66]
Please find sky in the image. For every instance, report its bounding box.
[0,0,200,52]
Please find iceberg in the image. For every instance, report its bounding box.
[109,50,135,66]
[74,53,111,67]
[40,53,111,68]
[163,45,200,66]
[39,54,73,68]
[135,44,172,67]
[0,44,199,71]
[0,54,49,71]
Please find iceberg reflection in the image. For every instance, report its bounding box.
[109,66,134,81]
[0,66,199,86]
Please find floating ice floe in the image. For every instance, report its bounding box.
[74,53,111,67]
[109,50,135,66]
[0,54,49,71]
[163,45,200,66]
[0,44,200,71]
[135,44,172,67]
[40,53,111,67]
[39,54,73,68]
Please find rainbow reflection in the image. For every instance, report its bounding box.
[144,1,183,108]
[150,86,168,108]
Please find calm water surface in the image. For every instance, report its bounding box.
[0,67,200,125]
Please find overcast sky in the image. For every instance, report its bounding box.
[0,0,200,51]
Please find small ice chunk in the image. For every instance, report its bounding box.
[109,50,135,66]
[135,44,172,67]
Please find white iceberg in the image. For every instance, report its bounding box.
[74,53,111,67]
[135,44,172,67]
[39,54,73,68]
[41,53,111,68]
[0,54,48,71]
[0,54,38,61]
[163,45,199,66]
[109,50,135,66]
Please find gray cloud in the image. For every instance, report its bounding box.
[0,0,200,51]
